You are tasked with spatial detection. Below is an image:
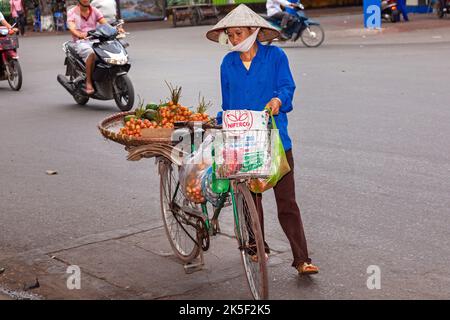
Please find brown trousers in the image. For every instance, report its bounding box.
[252,150,311,268]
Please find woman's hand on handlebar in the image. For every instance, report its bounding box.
[266,98,281,115]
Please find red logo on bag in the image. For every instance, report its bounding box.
[224,110,254,129]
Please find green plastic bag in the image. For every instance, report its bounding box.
[247,112,291,193]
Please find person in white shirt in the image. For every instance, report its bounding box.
[91,0,117,24]
[0,10,15,30]
[266,0,295,38]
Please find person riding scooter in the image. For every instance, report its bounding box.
[67,0,109,95]
[1,10,21,90]
[0,9,16,31]
[284,0,304,41]
[266,0,297,39]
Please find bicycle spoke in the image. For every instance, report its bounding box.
[234,183,268,300]
[160,160,200,262]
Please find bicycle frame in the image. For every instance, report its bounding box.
[172,128,244,243]
[161,121,269,299]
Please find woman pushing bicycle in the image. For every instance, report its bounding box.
[206,4,319,276]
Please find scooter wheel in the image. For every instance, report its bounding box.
[113,74,135,111]
[7,59,22,91]
[301,25,325,48]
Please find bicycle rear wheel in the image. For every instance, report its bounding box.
[159,159,201,263]
[234,182,269,300]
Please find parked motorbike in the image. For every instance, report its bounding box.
[57,21,134,111]
[263,3,325,47]
[381,0,401,23]
[437,0,450,18]
[0,26,22,91]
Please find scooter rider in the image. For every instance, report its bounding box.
[0,10,16,30]
[266,0,297,39]
[67,0,108,95]
[284,0,304,41]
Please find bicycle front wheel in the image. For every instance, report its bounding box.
[234,183,269,300]
[159,159,201,263]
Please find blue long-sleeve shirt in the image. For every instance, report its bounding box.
[217,41,296,151]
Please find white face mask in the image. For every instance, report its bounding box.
[227,28,260,52]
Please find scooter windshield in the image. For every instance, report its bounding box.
[94,24,118,39]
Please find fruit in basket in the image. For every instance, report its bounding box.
[145,103,159,111]
[120,112,165,137]
[123,115,136,124]
[118,84,214,138]
[162,82,193,123]
[134,103,147,119]
[162,83,212,123]
[190,94,211,122]
[143,109,158,121]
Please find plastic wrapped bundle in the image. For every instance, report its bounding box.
[201,166,222,206]
[179,135,214,203]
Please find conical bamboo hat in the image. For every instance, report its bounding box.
[206,4,280,43]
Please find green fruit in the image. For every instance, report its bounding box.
[124,115,136,124]
[145,103,159,111]
[143,109,158,121]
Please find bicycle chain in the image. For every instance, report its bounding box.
[171,203,210,251]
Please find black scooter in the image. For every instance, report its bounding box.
[57,21,134,111]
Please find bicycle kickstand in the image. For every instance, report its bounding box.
[183,250,205,274]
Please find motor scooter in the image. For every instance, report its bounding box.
[0,25,22,91]
[57,21,134,110]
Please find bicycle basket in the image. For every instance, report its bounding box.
[213,129,272,179]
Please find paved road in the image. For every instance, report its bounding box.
[1,13,450,299]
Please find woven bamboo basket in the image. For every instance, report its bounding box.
[98,111,174,147]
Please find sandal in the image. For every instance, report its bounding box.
[84,88,95,95]
[297,262,319,275]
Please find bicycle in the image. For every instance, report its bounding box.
[157,121,270,300]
